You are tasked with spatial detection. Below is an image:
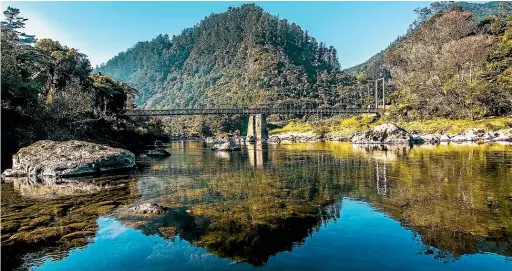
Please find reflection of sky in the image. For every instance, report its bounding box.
[33,199,511,271]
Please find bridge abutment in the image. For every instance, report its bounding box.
[247,114,268,140]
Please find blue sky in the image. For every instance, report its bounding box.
[3,1,431,68]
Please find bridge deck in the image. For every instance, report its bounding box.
[126,108,377,116]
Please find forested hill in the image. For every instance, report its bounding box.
[343,1,511,79]
[96,4,343,109]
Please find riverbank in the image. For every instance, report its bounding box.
[269,115,512,143]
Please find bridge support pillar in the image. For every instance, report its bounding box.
[247,114,268,140]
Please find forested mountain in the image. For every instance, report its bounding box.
[96,1,511,131]
[344,2,511,81]
[96,4,344,110]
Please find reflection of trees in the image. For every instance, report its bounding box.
[134,142,512,263]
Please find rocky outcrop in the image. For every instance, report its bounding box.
[211,141,241,151]
[352,124,412,144]
[129,203,166,215]
[449,128,512,143]
[1,140,135,181]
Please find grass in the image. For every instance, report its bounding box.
[269,115,512,137]
[396,117,512,135]
[269,118,313,135]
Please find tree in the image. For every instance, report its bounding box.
[1,6,36,44]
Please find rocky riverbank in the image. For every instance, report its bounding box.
[199,123,512,145]
[271,125,512,144]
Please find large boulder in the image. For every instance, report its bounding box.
[352,123,412,144]
[1,140,135,180]
[211,141,241,151]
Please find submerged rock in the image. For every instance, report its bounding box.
[146,149,171,157]
[129,203,166,215]
[1,140,135,182]
[211,141,241,151]
[352,123,412,144]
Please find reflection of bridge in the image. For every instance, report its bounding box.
[126,107,378,140]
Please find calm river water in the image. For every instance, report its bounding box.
[1,141,511,271]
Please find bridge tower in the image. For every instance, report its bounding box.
[247,114,268,140]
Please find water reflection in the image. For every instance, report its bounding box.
[1,142,511,270]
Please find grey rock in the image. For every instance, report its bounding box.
[352,123,412,144]
[147,149,171,157]
[205,137,216,143]
[1,140,135,181]
[492,129,512,142]
[421,134,440,144]
[130,202,166,215]
[268,136,281,144]
[439,135,451,142]
[246,135,256,143]
[211,141,241,151]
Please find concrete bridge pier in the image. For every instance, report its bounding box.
[247,114,268,140]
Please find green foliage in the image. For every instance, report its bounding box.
[1,7,144,170]
[383,7,512,120]
[96,4,342,111]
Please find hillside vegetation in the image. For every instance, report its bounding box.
[1,7,162,170]
[383,5,512,120]
[96,4,344,110]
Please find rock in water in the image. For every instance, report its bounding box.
[493,129,512,142]
[130,202,166,215]
[147,149,171,157]
[1,140,135,180]
[211,141,241,151]
[352,123,412,144]
[268,136,281,144]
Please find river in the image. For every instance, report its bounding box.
[1,141,511,270]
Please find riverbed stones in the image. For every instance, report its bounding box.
[129,203,166,215]
[421,134,440,144]
[440,135,451,142]
[352,123,412,144]
[268,136,281,144]
[492,129,512,142]
[211,141,241,151]
[1,140,135,181]
[147,149,171,157]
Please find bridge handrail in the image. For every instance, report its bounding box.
[125,107,378,116]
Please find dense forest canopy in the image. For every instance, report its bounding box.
[96,4,346,110]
